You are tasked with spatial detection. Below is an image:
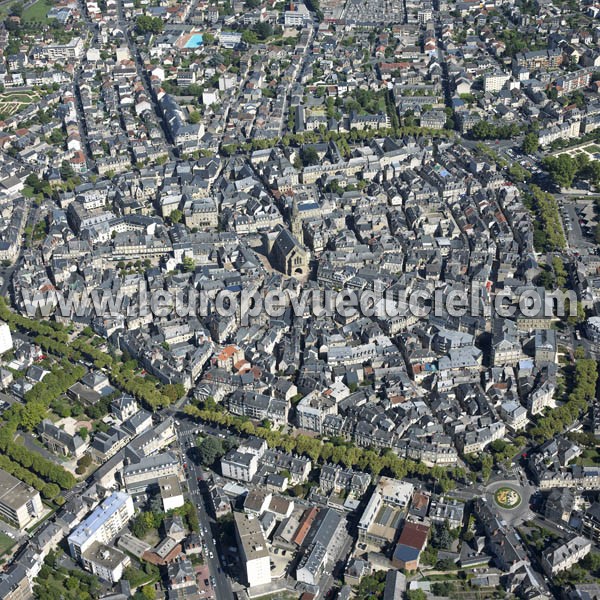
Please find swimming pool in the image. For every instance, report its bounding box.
[185,34,203,48]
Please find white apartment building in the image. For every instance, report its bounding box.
[44,37,85,60]
[483,71,511,93]
[81,541,130,583]
[0,321,13,355]
[0,469,43,530]
[68,492,134,562]
[234,512,271,588]
[221,450,258,482]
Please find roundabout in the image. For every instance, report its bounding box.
[493,486,521,509]
[484,478,533,525]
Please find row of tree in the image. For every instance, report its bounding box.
[1,362,85,433]
[0,297,184,411]
[470,120,522,140]
[0,426,76,490]
[109,362,185,411]
[530,355,598,443]
[0,297,70,343]
[525,185,566,252]
[0,453,61,501]
[221,125,455,156]
[184,403,463,491]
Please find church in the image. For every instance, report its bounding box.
[267,198,310,278]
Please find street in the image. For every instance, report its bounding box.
[176,422,235,600]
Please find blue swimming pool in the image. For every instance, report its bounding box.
[185,34,203,48]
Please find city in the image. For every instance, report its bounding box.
[1,0,600,599]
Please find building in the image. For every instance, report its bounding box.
[483,71,511,93]
[544,488,574,524]
[296,509,343,586]
[123,452,182,494]
[514,49,563,70]
[580,503,600,542]
[429,497,465,529]
[383,570,407,600]
[268,226,310,279]
[221,450,259,482]
[38,419,87,458]
[234,512,271,588]
[528,380,555,416]
[499,401,528,432]
[44,37,84,60]
[541,536,591,576]
[420,110,447,129]
[392,521,430,570]
[0,564,32,600]
[111,395,139,421]
[296,393,336,433]
[81,541,130,583]
[159,476,185,511]
[68,492,134,562]
[0,322,13,355]
[586,316,600,343]
[319,464,371,497]
[0,469,44,530]
[358,477,414,547]
[284,2,311,26]
[167,558,198,594]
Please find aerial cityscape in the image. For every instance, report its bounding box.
[2,0,600,599]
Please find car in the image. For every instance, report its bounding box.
[209,552,214,559]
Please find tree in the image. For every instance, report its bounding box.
[169,209,183,224]
[299,146,319,166]
[188,111,200,124]
[509,162,531,183]
[522,132,539,154]
[20,401,48,431]
[254,21,273,40]
[197,437,224,465]
[79,427,88,441]
[241,29,259,44]
[42,483,60,500]
[141,584,156,600]
[566,299,585,326]
[480,453,494,481]
[543,154,578,188]
[9,2,23,17]
[135,15,164,34]
[163,384,184,403]
[182,256,195,272]
[77,454,92,474]
[60,160,75,181]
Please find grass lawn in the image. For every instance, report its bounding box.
[23,0,54,23]
[0,532,15,557]
[578,447,600,466]
[2,92,36,101]
[587,144,600,153]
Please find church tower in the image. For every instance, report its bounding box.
[290,197,304,245]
